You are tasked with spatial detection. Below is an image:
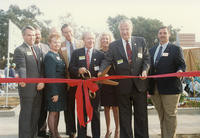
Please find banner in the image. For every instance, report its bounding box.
[1,71,200,127]
[8,20,23,54]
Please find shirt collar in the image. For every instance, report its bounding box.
[159,41,169,49]
[24,42,33,48]
[122,38,131,45]
[85,47,93,53]
[66,39,75,45]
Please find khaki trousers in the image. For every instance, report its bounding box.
[151,86,180,138]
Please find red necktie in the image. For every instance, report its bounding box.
[126,40,132,63]
[31,46,38,65]
[86,49,90,69]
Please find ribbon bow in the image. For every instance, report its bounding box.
[68,79,99,127]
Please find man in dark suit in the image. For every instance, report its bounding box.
[69,32,104,138]
[35,27,50,138]
[149,26,186,138]
[14,26,44,138]
[59,24,83,138]
[99,19,150,138]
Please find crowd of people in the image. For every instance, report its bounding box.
[13,18,186,138]
[183,77,200,97]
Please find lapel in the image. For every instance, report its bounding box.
[33,46,40,71]
[80,48,87,68]
[90,49,97,69]
[154,43,171,66]
[152,45,158,64]
[59,41,69,66]
[117,39,127,61]
[159,43,171,61]
[23,43,40,71]
[33,46,40,62]
[131,36,137,62]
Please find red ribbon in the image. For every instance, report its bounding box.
[1,71,200,127]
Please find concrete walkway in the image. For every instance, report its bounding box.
[0,106,200,138]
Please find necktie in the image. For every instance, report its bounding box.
[31,46,38,65]
[69,42,74,57]
[86,49,90,69]
[126,40,132,63]
[155,46,163,66]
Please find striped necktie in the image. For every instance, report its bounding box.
[155,46,163,67]
[126,40,132,63]
[86,49,90,69]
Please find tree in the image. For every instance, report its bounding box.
[107,15,179,48]
[59,13,92,39]
[0,5,51,61]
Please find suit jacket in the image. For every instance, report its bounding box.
[14,42,43,98]
[99,36,150,94]
[37,43,50,57]
[149,43,186,95]
[69,47,104,79]
[59,39,83,78]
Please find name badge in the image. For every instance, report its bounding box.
[27,52,32,56]
[61,47,67,51]
[79,56,85,60]
[56,57,60,60]
[117,59,123,64]
[40,57,42,61]
[162,53,169,57]
[94,66,99,71]
[138,53,143,58]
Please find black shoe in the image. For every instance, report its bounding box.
[38,131,49,138]
[76,135,91,138]
[69,133,76,138]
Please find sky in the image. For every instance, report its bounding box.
[1,0,200,41]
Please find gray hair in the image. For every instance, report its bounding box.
[82,32,95,40]
[118,19,133,30]
[22,26,35,35]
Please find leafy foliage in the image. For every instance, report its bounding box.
[0,5,50,59]
[107,15,180,48]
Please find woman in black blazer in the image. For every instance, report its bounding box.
[44,33,67,138]
[99,32,119,138]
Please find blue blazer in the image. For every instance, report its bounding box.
[149,43,186,95]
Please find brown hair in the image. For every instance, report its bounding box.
[48,33,61,44]
[158,26,171,33]
[61,24,69,32]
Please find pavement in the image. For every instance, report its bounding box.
[0,105,200,138]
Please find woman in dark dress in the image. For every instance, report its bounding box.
[99,32,119,138]
[44,33,67,138]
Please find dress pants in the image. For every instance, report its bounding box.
[65,87,76,135]
[37,89,48,135]
[117,83,149,138]
[77,90,100,138]
[19,91,42,138]
[151,85,180,138]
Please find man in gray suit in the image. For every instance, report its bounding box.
[35,27,50,138]
[99,19,150,138]
[14,26,44,138]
